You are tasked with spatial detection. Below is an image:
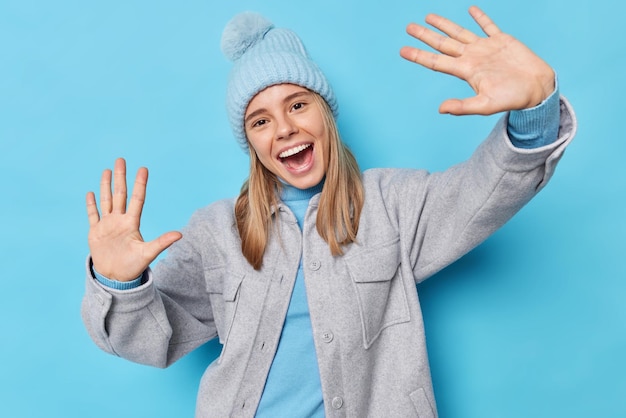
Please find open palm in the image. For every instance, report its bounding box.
[400,6,555,115]
[86,158,182,282]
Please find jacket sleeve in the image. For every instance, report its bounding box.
[80,210,219,368]
[395,96,577,283]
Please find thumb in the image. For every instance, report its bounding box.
[145,231,183,260]
[439,96,491,116]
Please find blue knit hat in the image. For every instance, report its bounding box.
[221,12,338,152]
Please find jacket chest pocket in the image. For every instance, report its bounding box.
[344,238,410,348]
[206,268,244,346]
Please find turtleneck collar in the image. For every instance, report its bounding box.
[279,178,325,202]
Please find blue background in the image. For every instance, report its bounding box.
[1,0,624,417]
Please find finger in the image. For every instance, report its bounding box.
[405,23,465,57]
[468,6,501,37]
[86,191,100,226]
[112,158,128,214]
[127,167,149,219]
[145,231,183,261]
[99,168,112,215]
[424,13,479,44]
[439,95,492,116]
[400,46,457,75]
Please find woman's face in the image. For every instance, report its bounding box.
[244,84,330,190]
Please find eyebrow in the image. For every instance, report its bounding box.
[244,90,312,125]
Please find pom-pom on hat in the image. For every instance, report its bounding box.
[221,12,338,153]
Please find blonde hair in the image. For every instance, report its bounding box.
[235,92,364,270]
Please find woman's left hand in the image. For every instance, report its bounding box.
[400,6,555,115]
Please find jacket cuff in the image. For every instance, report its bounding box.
[84,256,157,313]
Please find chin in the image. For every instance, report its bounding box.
[283,174,323,190]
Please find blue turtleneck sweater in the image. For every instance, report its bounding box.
[255,181,325,417]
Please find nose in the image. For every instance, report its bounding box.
[275,114,297,140]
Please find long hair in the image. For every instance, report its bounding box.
[234,92,364,270]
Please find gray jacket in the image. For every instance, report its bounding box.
[82,98,576,418]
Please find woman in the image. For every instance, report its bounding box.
[82,6,576,417]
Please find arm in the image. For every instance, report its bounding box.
[395,7,576,280]
[81,159,215,367]
[402,99,576,282]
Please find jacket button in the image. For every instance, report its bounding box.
[309,260,321,271]
[331,396,343,409]
[321,331,334,343]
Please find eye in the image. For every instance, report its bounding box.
[291,102,305,111]
[252,118,267,128]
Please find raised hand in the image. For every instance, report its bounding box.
[86,158,182,282]
[400,6,555,116]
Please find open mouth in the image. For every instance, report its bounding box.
[278,143,314,171]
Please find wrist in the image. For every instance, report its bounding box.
[533,67,556,108]
[91,262,146,290]
[91,259,142,283]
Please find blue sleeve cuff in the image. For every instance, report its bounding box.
[507,76,560,149]
[92,265,146,290]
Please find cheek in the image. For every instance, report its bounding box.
[247,135,270,159]
[249,140,279,174]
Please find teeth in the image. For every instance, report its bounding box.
[279,144,311,159]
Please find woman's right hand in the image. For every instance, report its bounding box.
[86,158,182,282]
